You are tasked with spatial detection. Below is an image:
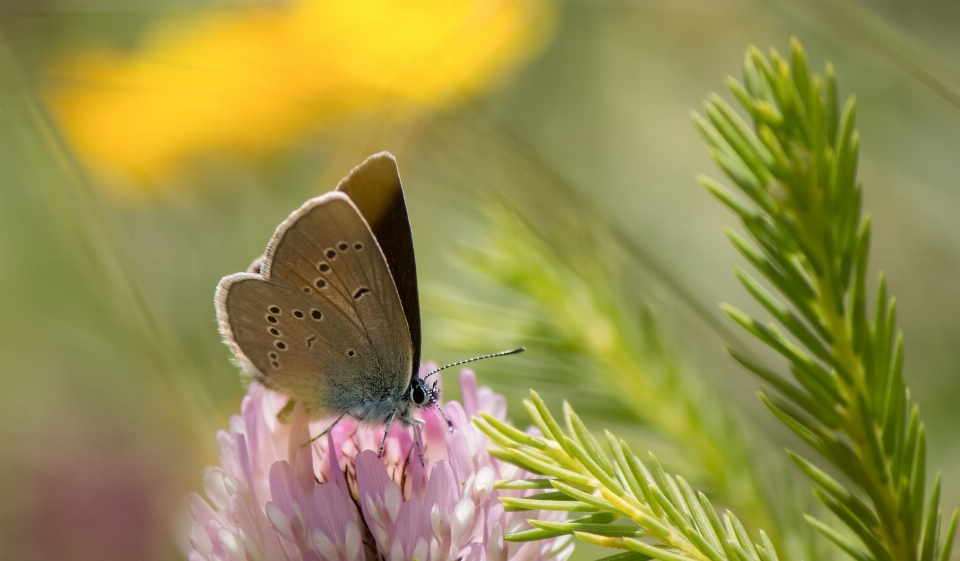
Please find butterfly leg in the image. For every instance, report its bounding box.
[378,411,397,457]
[299,412,348,448]
[412,423,425,467]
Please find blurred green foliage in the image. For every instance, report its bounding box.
[2,1,960,560]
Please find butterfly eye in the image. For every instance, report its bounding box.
[411,383,427,406]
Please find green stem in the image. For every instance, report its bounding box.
[803,209,912,561]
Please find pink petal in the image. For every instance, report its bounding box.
[228,493,259,541]
[446,401,470,432]
[187,492,219,531]
[241,395,261,468]
[261,526,293,561]
[389,500,431,557]
[325,433,349,495]
[461,543,487,561]
[287,401,314,493]
[408,425,428,499]
[355,450,401,543]
[312,473,361,551]
[459,369,479,418]
[268,461,315,548]
[233,433,257,506]
[445,431,474,485]
[423,461,458,522]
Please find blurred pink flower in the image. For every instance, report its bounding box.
[187,366,573,561]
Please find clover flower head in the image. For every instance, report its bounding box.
[187,366,573,561]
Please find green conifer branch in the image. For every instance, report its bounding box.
[477,392,783,561]
[695,37,958,561]
[430,200,813,557]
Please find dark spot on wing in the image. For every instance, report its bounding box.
[303,286,311,293]
[353,287,370,299]
[271,361,280,370]
[293,310,304,319]
[325,249,337,259]
[354,242,363,250]
[268,352,278,360]
[347,350,355,357]
[269,327,280,336]
[306,335,316,348]
[269,306,280,314]
[338,242,348,251]
[318,262,331,273]
[266,315,278,324]
[275,341,287,350]
[315,278,326,289]
[311,309,322,320]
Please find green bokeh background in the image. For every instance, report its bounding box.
[2,2,959,559]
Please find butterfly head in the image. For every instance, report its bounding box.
[409,376,440,408]
[409,376,452,431]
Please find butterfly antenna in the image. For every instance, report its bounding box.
[422,347,526,380]
[431,401,454,431]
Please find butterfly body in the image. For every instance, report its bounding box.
[215,153,440,450]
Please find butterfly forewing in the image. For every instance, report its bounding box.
[216,192,414,417]
[336,153,422,372]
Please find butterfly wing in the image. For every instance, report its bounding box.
[336,152,421,372]
[216,192,414,416]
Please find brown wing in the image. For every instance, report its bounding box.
[336,152,422,372]
[215,192,414,416]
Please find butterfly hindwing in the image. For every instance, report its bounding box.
[215,192,414,417]
[217,275,377,414]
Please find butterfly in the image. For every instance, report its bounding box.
[215,152,522,464]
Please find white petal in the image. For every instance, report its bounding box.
[228,415,244,435]
[216,527,245,561]
[222,475,240,498]
[345,522,362,561]
[265,502,293,541]
[390,541,405,561]
[462,472,477,499]
[430,503,444,538]
[189,523,213,555]
[291,503,306,537]
[311,529,338,559]
[384,484,402,522]
[450,498,475,542]
[204,468,231,511]
[486,522,505,561]
[473,467,495,504]
[239,529,263,561]
[365,495,386,529]
[412,538,428,561]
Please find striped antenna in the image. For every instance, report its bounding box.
[422,347,526,380]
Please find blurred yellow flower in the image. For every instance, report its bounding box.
[45,0,555,181]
